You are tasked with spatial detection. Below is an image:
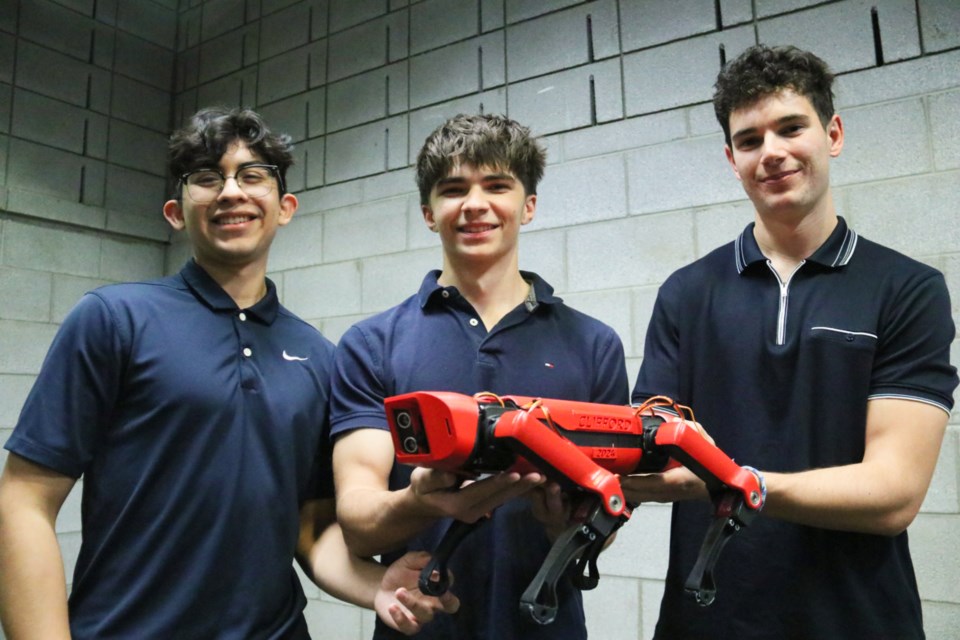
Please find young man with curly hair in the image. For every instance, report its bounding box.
[625,45,957,639]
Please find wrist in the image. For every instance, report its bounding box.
[742,465,767,510]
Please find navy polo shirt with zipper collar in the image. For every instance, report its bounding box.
[633,216,957,639]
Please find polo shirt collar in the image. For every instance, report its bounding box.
[179,259,279,324]
[734,216,858,274]
[418,269,562,310]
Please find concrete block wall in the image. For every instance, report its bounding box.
[1,1,958,639]
[1,3,178,640]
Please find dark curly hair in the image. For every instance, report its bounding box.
[415,113,546,206]
[713,45,835,147]
[167,106,294,198]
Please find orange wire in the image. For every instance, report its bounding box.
[474,391,505,407]
[519,398,561,435]
[634,395,696,424]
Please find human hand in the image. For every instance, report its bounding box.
[528,481,572,542]
[620,465,709,505]
[375,550,460,634]
[409,467,546,523]
[620,415,715,504]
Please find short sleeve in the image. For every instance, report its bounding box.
[632,275,682,405]
[5,292,125,477]
[329,324,391,438]
[870,270,958,412]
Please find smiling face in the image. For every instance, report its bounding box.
[422,163,536,272]
[163,141,297,275]
[725,89,843,224]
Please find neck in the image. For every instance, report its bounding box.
[753,199,838,278]
[195,258,269,309]
[437,257,529,330]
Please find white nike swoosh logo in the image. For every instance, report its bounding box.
[282,350,309,361]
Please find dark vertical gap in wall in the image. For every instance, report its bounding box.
[321,1,332,187]
[479,102,485,114]
[385,74,391,115]
[85,73,93,109]
[302,148,309,190]
[477,0,483,34]
[715,0,723,31]
[384,127,390,171]
[404,2,412,170]
[105,5,118,211]
[478,45,484,91]
[304,100,311,152]
[501,0,509,116]
[88,20,96,63]
[586,14,595,62]
[615,0,626,123]
[719,43,727,68]
[306,40,313,90]
[871,7,885,66]
[914,0,926,54]
[589,75,597,125]
[80,118,90,204]
[386,25,391,63]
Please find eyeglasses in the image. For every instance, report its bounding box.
[179,164,284,203]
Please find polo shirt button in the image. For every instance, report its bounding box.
[243,347,253,357]
[469,318,479,326]
[845,335,855,342]
[441,290,450,298]
[238,312,247,321]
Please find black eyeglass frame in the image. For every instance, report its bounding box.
[178,163,286,202]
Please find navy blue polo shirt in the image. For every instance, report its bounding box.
[634,217,957,639]
[6,260,335,639]
[331,270,629,640]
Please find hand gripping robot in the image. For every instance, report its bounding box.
[385,391,766,625]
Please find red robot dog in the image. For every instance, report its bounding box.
[385,391,765,625]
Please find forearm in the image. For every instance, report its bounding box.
[762,462,926,536]
[762,400,946,536]
[0,505,71,639]
[336,485,438,557]
[300,521,384,608]
[297,501,461,633]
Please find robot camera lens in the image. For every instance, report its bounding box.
[395,410,413,429]
[402,436,419,454]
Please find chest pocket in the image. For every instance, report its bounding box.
[809,326,878,350]
[807,325,878,387]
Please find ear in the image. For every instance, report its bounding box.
[724,145,742,181]
[422,205,438,232]
[277,193,298,226]
[162,199,186,231]
[521,194,537,225]
[826,114,844,158]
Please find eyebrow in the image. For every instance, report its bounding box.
[731,114,810,143]
[191,161,269,174]
[435,172,516,185]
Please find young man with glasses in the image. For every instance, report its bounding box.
[0,107,457,639]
